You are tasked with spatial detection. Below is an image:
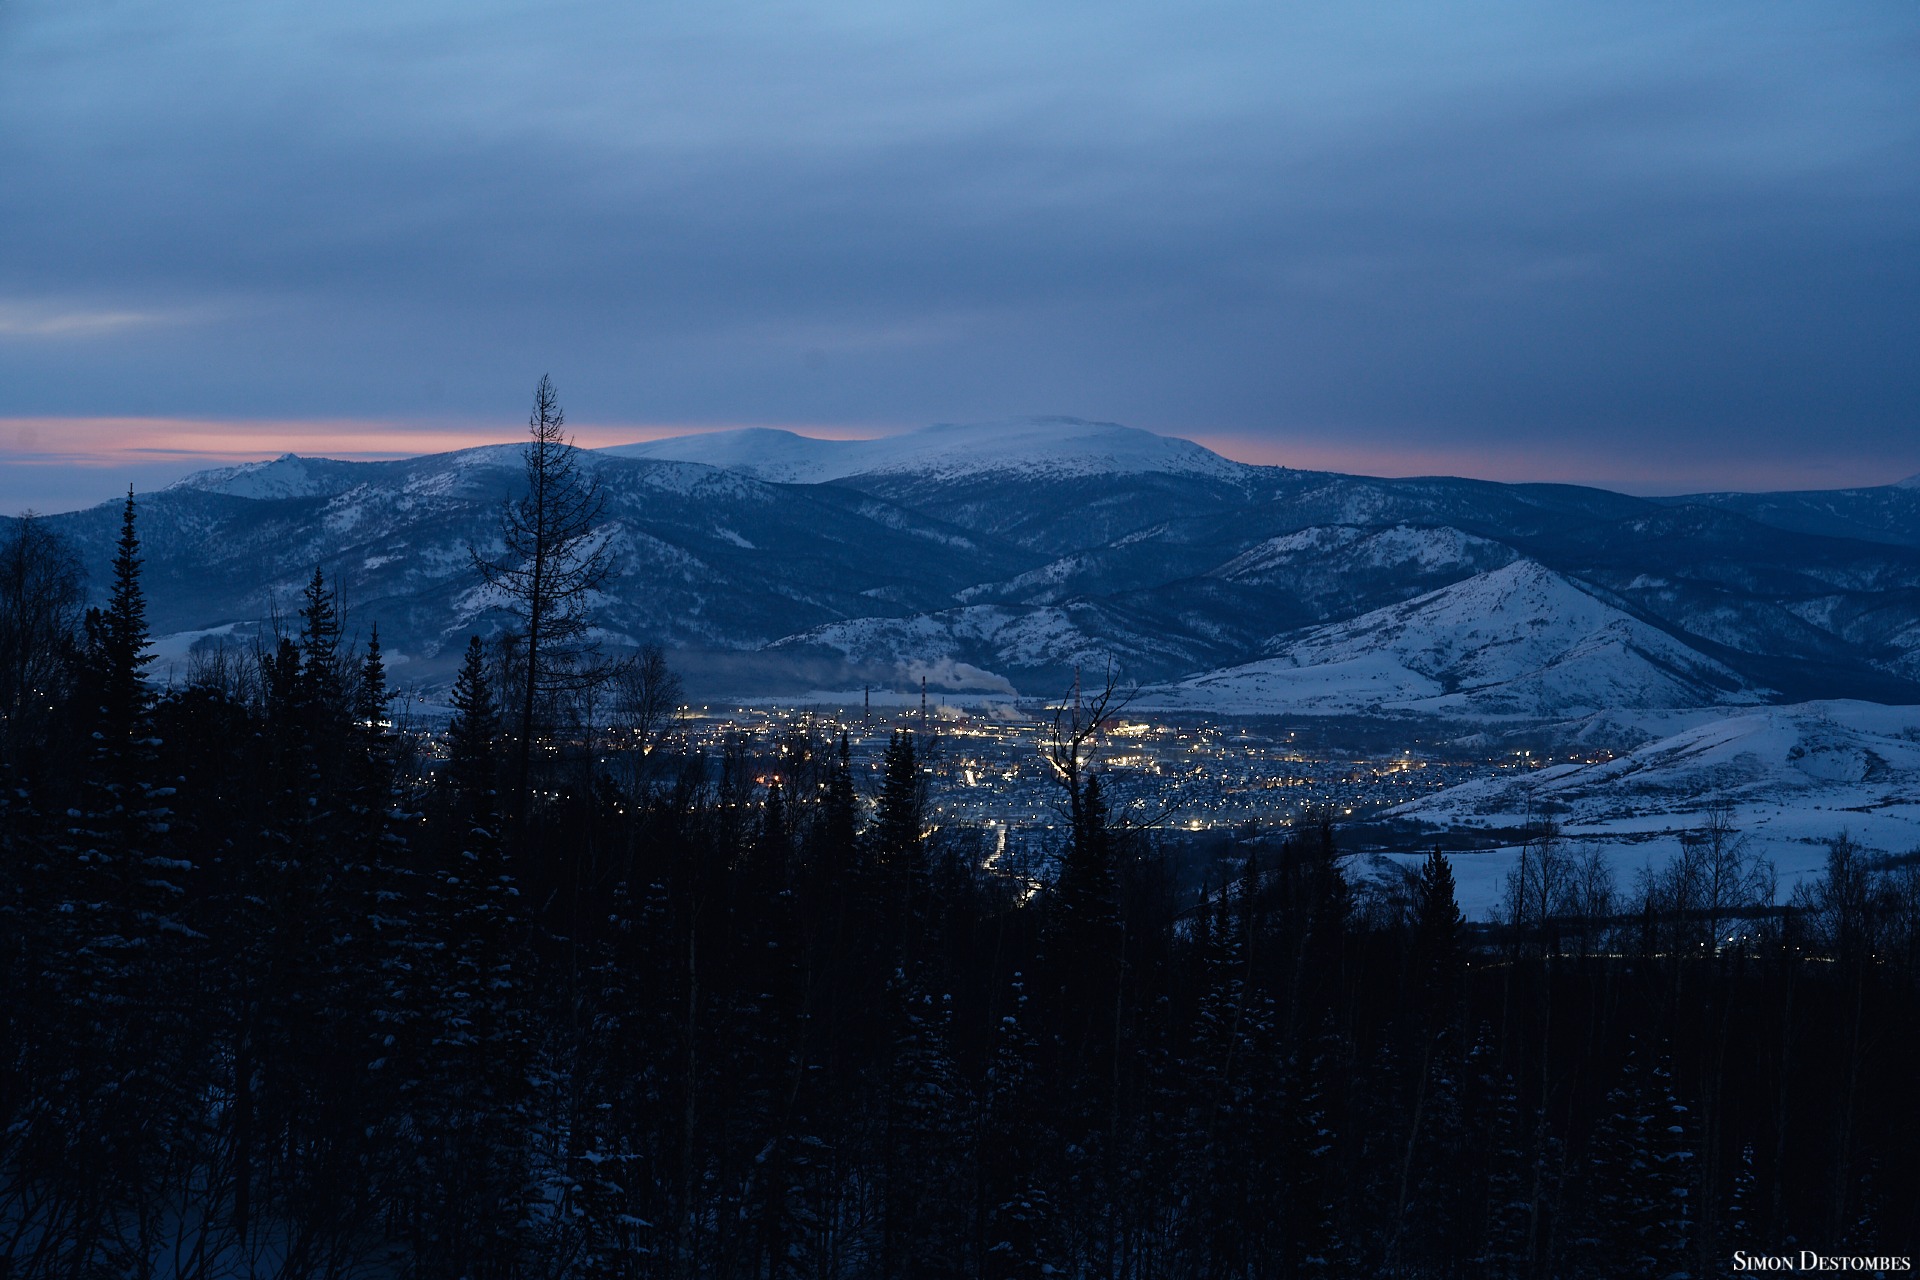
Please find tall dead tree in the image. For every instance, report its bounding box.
[471,374,615,821]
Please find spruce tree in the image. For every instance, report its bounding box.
[1400,1030,1468,1275]
[447,635,502,825]
[1283,1024,1345,1275]
[1471,1029,1530,1280]
[297,565,346,723]
[981,974,1060,1280]
[356,624,389,735]
[1726,1143,1757,1240]
[1579,1046,1659,1275]
[420,634,532,1274]
[73,485,179,967]
[1045,771,1121,1061]
[40,488,194,1266]
[351,626,408,944]
[884,979,972,1279]
[732,774,807,1274]
[1182,877,1241,1269]
[1411,846,1464,1015]
[803,729,871,1096]
[812,730,859,891]
[1647,1058,1698,1280]
[873,729,927,948]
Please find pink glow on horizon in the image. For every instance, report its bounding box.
[1,416,1911,498]
[0,416,894,468]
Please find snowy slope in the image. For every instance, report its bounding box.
[1407,701,1920,822]
[1381,701,1920,912]
[1141,561,1765,718]
[600,428,867,483]
[1209,524,1514,585]
[165,453,375,500]
[164,446,533,503]
[68,447,1042,672]
[602,417,1251,484]
[771,599,1212,692]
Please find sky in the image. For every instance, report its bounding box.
[2,0,1916,514]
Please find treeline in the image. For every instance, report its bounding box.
[2,496,1918,1278]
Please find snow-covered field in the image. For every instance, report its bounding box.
[1378,700,1920,916]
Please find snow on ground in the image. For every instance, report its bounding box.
[150,622,241,662]
[1209,522,1514,584]
[1380,700,1920,917]
[1141,560,1763,719]
[165,453,346,500]
[602,417,1250,484]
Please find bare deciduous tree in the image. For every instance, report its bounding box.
[0,513,86,765]
[611,643,683,795]
[1695,798,1774,949]
[1044,663,1118,822]
[1643,799,1775,954]
[1563,842,1618,956]
[1503,809,1568,952]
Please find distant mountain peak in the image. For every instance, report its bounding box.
[166,452,336,500]
[602,416,1250,484]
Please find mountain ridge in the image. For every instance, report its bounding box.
[600,417,1254,486]
[21,418,1920,710]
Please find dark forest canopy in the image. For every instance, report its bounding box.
[3,498,1919,1278]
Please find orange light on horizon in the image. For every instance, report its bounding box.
[0,416,898,468]
[1,416,1908,497]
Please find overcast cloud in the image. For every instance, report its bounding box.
[1,0,1916,508]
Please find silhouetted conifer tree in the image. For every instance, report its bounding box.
[873,729,928,953]
[884,978,973,1279]
[1046,771,1121,1066]
[418,633,533,1275]
[31,489,196,1267]
[1471,1030,1530,1280]
[981,974,1060,1279]
[1411,846,1464,1015]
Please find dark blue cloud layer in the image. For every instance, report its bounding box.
[2,0,1915,485]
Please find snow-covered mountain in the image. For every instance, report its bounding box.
[603,417,1250,485]
[21,418,1920,707]
[164,453,439,501]
[1141,561,1765,719]
[87,445,1035,671]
